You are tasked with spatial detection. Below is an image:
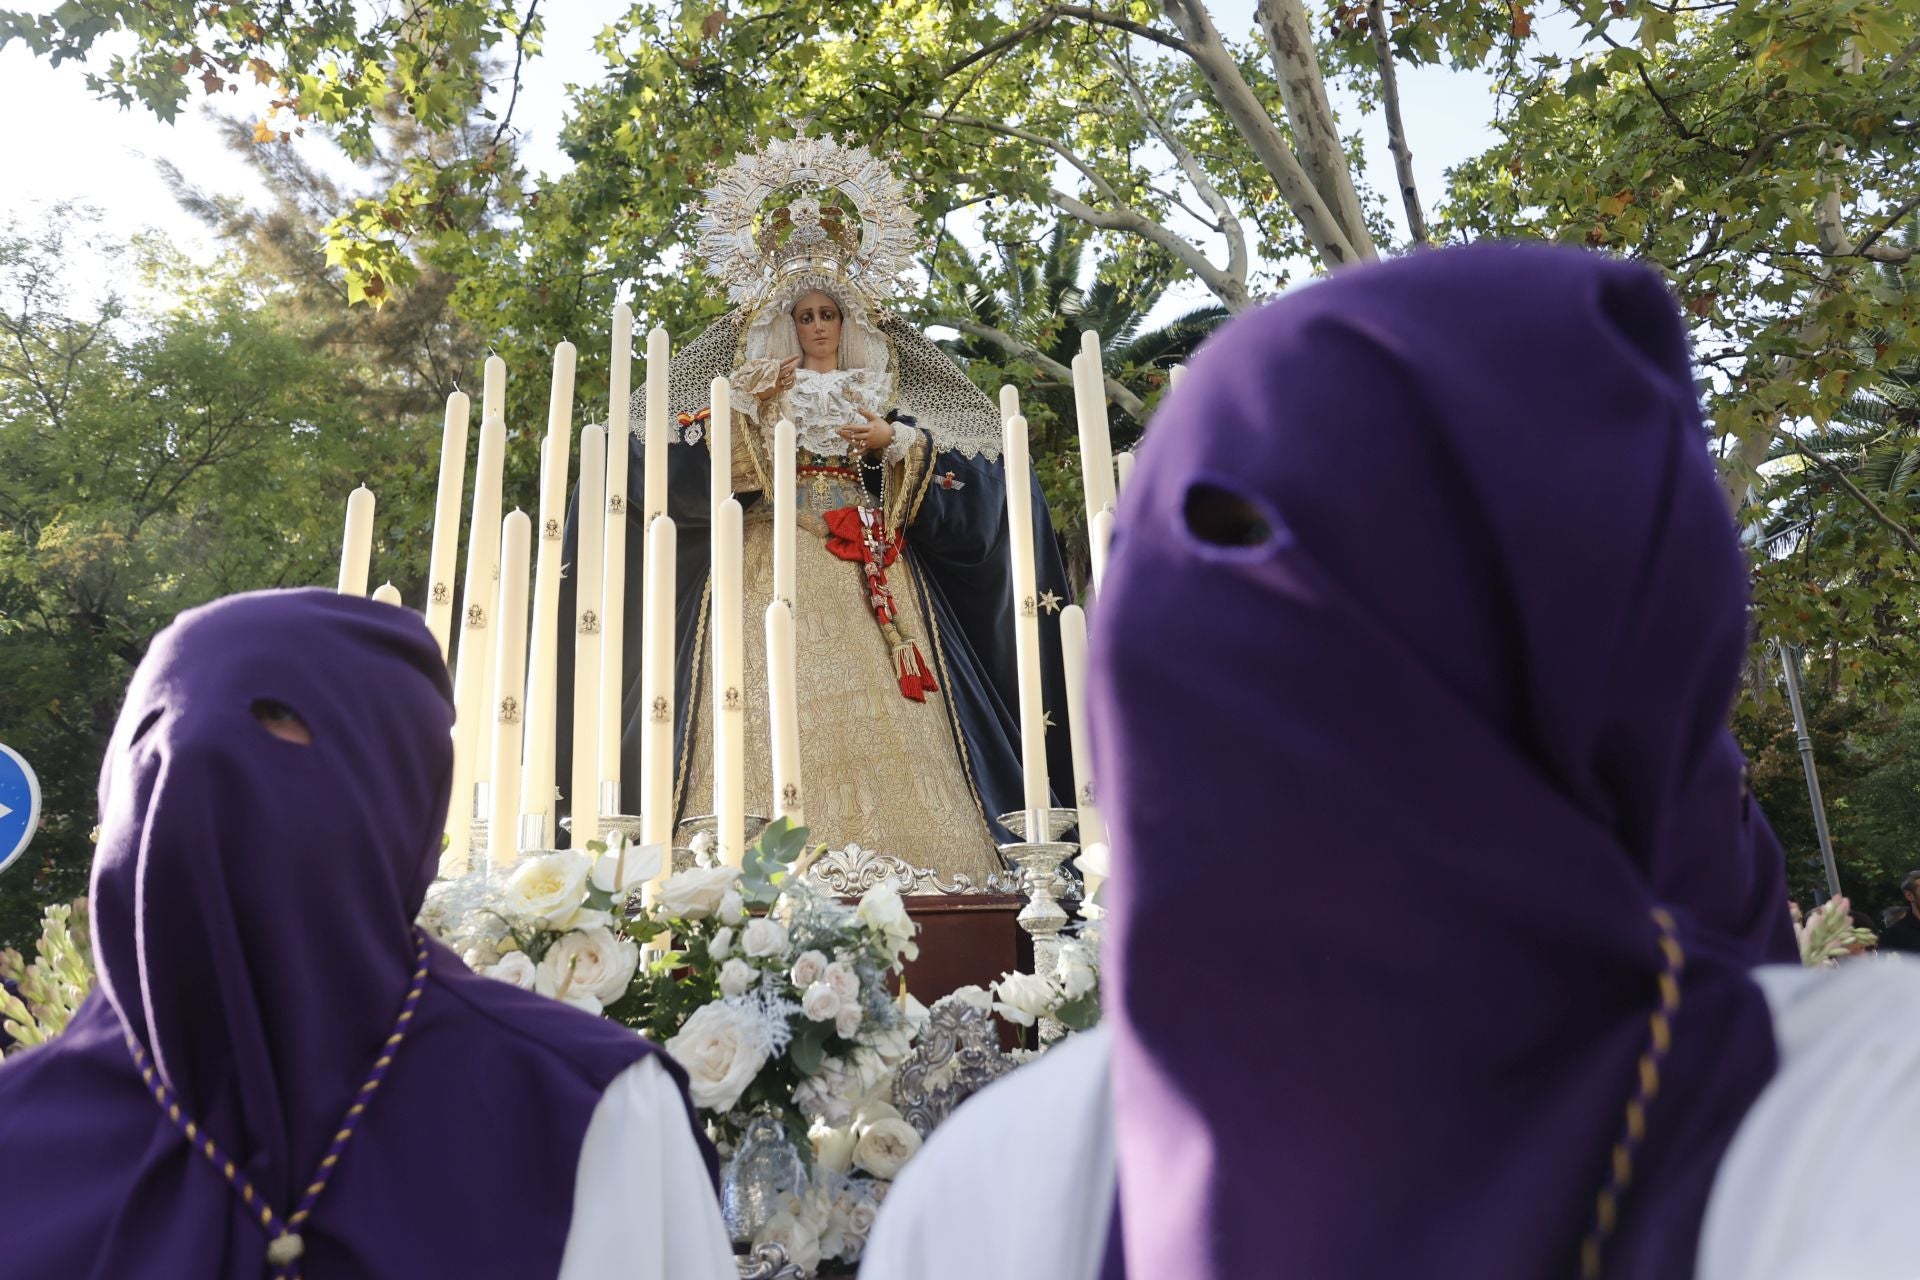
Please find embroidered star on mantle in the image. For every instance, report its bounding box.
[1038,590,1063,614]
[1042,710,1056,730]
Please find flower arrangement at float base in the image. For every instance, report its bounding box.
[421,818,925,1269]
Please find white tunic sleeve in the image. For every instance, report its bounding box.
[557,1056,738,1280]
[1697,957,1920,1280]
[861,1026,1117,1280]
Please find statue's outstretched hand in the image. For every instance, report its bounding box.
[774,356,801,393]
[838,406,894,454]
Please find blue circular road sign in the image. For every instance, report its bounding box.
[0,744,42,877]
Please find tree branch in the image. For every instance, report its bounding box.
[1794,440,1920,559]
[937,315,1149,420]
[1256,0,1375,257]
[1159,0,1366,268]
[1106,51,1249,284]
[486,0,540,153]
[1366,0,1428,246]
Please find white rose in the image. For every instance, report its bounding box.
[992,972,1056,1027]
[864,1021,914,1064]
[658,865,741,920]
[801,980,842,1023]
[558,906,614,932]
[835,1001,864,1039]
[741,916,789,960]
[537,927,640,1006]
[1054,946,1098,1001]
[754,1211,822,1274]
[591,838,664,895]
[855,884,911,935]
[718,889,747,925]
[790,949,829,989]
[709,926,735,960]
[665,1001,771,1112]
[794,1057,856,1126]
[823,961,861,1003]
[842,1197,878,1250]
[482,951,537,990]
[502,851,593,926]
[719,957,758,997]
[852,1116,922,1180]
[811,1124,857,1176]
[688,829,718,863]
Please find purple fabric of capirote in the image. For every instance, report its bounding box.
[1090,245,1795,1280]
[0,588,700,1279]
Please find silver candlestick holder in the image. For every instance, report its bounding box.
[998,807,1079,1045]
[676,813,773,855]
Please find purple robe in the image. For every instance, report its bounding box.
[0,589,708,1278]
[1092,245,1795,1279]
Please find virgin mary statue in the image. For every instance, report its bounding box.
[557,133,1074,884]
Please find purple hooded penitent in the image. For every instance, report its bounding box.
[0,588,700,1278]
[1091,245,1795,1279]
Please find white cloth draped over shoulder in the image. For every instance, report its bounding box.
[557,1057,739,1279]
[863,964,1920,1280]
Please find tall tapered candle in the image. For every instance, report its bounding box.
[766,600,803,826]
[483,353,506,425]
[999,384,1019,422]
[713,497,746,865]
[1058,604,1105,850]
[643,326,669,529]
[571,425,607,846]
[488,510,532,866]
[773,418,797,610]
[1002,414,1050,827]
[1170,363,1187,392]
[446,412,507,872]
[424,390,470,656]
[1115,450,1135,499]
[709,375,732,512]
[639,514,678,861]
[524,342,575,846]
[1074,343,1116,522]
[371,582,402,606]
[1090,509,1114,597]
[599,309,635,817]
[337,486,375,596]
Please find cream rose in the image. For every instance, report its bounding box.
[755,1211,822,1274]
[657,865,741,920]
[719,957,758,997]
[718,888,747,925]
[835,1001,864,1039]
[741,916,789,960]
[852,1116,922,1180]
[482,951,537,991]
[939,984,992,1014]
[789,949,829,989]
[992,972,1056,1027]
[1055,943,1098,1001]
[801,980,842,1023]
[822,961,860,1003]
[811,1123,857,1176]
[709,926,735,960]
[503,851,593,926]
[537,927,639,1005]
[665,1000,770,1112]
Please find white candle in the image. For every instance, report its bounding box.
[1074,342,1116,522]
[571,424,607,846]
[1058,604,1105,850]
[524,341,574,847]
[644,326,669,529]
[425,391,470,656]
[445,412,507,873]
[765,600,803,827]
[713,496,746,865]
[337,486,375,596]
[489,510,532,866]
[1090,509,1114,597]
[999,384,1019,422]
[773,417,797,610]
[1002,414,1051,830]
[1169,363,1187,392]
[483,353,506,424]
[639,515,678,860]
[600,309,635,814]
[371,582,402,606]
[1115,450,1135,499]
[709,375,732,513]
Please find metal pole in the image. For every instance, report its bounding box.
[1777,643,1842,902]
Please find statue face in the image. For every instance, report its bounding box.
[793,290,842,366]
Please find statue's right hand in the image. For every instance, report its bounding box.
[776,356,801,392]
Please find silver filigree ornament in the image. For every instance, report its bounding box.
[695,130,924,310]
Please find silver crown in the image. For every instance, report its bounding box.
[695,130,922,308]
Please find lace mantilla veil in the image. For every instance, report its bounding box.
[622,132,1004,460]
